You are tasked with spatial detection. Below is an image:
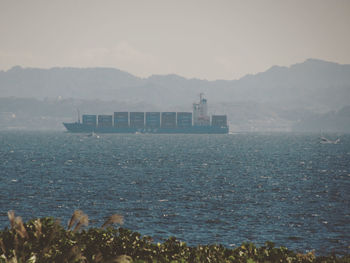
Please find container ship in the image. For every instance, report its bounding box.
[63,94,229,134]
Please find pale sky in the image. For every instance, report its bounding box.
[1,0,349,80]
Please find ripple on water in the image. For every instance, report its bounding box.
[0,132,349,255]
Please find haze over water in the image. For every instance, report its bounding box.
[0,131,349,255]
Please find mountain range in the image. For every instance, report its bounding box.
[0,59,349,132]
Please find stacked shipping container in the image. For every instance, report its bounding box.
[82,112,227,130]
[82,115,97,127]
[98,115,113,127]
[130,112,144,128]
[161,112,176,128]
[211,115,227,127]
[145,112,161,128]
[114,112,129,128]
[177,112,192,127]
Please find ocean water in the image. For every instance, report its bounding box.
[0,131,349,255]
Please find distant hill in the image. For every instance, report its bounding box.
[0,59,350,131]
[1,58,350,110]
[233,59,350,111]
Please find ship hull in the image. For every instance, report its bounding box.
[63,122,228,134]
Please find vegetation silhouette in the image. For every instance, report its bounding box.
[0,211,349,262]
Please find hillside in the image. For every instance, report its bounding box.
[1,59,349,132]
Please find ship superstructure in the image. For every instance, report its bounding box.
[63,95,228,134]
[193,93,211,126]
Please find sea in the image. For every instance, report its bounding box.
[0,131,349,255]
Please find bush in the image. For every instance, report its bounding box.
[0,211,349,263]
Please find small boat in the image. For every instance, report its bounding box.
[320,136,340,144]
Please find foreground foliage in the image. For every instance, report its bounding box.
[0,214,349,263]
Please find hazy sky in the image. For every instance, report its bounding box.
[1,0,349,80]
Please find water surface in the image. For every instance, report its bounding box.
[0,131,349,254]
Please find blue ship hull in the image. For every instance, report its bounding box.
[63,122,229,134]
